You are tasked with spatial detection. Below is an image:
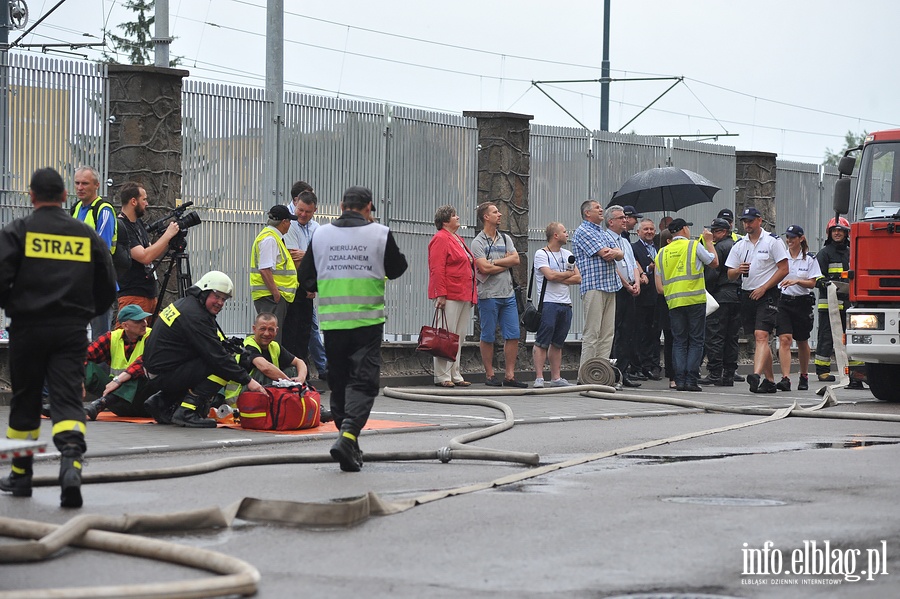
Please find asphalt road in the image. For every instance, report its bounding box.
[1,380,898,598]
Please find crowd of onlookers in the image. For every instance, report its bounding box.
[426,200,857,394]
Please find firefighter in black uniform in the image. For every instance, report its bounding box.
[142,271,265,427]
[297,186,408,472]
[0,167,117,508]
[814,217,864,387]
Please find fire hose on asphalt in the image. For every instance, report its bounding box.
[3,357,899,598]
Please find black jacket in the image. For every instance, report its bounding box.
[297,211,408,294]
[0,205,116,325]
[705,236,740,303]
[143,286,251,384]
[631,238,658,307]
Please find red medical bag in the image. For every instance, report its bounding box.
[237,385,321,430]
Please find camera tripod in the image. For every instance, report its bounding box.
[152,248,194,321]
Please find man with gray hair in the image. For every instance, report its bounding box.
[608,204,644,387]
[571,200,624,371]
[249,205,298,343]
[72,165,117,339]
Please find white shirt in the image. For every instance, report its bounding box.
[257,226,281,270]
[781,248,823,296]
[534,247,574,304]
[725,230,789,291]
[283,203,320,251]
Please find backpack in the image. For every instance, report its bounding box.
[112,215,133,277]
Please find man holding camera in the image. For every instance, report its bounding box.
[142,271,264,428]
[117,182,181,316]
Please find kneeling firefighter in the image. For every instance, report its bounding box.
[142,271,264,427]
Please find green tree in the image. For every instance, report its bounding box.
[824,130,867,166]
[103,0,180,66]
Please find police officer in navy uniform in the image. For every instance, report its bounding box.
[298,186,408,472]
[0,167,117,508]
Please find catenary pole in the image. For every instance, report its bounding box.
[600,0,610,132]
[265,0,284,202]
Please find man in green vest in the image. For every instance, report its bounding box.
[655,218,718,392]
[82,304,157,421]
[298,186,408,472]
[249,205,298,343]
[72,166,117,340]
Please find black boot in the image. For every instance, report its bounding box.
[171,392,217,428]
[698,369,722,386]
[144,391,175,424]
[0,456,33,498]
[84,396,109,421]
[718,370,735,387]
[330,431,363,472]
[59,445,83,508]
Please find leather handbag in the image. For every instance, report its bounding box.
[416,308,460,361]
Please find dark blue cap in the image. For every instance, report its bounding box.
[784,224,804,237]
[739,207,762,220]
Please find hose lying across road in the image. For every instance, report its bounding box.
[2,376,898,598]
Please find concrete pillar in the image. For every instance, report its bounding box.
[462,111,533,283]
[107,64,189,209]
[734,151,777,234]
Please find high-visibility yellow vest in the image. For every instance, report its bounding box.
[71,196,117,254]
[656,238,706,309]
[223,337,281,401]
[249,227,297,303]
[109,328,151,375]
[312,221,388,331]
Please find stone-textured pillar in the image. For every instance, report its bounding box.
[107,64,189,209]
[463,111,533,283]
[734,151,777,234]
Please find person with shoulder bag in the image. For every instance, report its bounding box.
[531,223,581,388]
[427,205,477,387]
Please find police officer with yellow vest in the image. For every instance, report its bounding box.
[0,167,117,508]
[82,304,157,421]
[250,205,298,344]
[142,271,265,428]
[298,186,407,472]
[72,166,117,340]
[654,218,718,392]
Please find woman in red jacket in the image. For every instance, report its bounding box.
[428,205,478,387]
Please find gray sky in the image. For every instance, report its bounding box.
[18,0,900,163]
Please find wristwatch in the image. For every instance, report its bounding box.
[112,376,121,385]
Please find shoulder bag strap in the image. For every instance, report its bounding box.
[537,249,549,309]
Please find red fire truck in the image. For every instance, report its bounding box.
[833,129,900,401]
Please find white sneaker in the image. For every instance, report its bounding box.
[533,378,545,388]
[550,378,574,387]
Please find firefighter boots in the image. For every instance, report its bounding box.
[330,432,363,472]
[59,445,83,508]
[84,396,109,421]
[171,391,217,428]
[144,391,175,425]
[0,457,33,498]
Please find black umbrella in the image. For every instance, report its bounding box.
[612,167,720,213]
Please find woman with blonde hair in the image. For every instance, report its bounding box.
[427,205,477,387]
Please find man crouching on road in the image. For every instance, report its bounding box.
[142,271,264,427]
[298,186,408,472]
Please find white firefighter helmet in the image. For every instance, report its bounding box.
[195,270,234,297]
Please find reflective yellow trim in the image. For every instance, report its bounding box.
[25,232,91,262]
[207,374,228,386]
[11,465,28,475]
[180,402,197,410]
[51,420,86,436]
[240,411,267,419]
[7,426,40,440]
[72,460,82,470]
[341,431,357,441]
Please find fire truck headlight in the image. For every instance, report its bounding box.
[848,313,884,330]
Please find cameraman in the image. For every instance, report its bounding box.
[117,182,180,316]
[142,271,264,428]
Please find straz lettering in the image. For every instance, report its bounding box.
[159,304,181,327]
[25,232,90,262]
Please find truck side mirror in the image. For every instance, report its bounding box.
[838,155,856,176]
[833,178,851,214]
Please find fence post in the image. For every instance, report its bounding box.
[735,151,777,233]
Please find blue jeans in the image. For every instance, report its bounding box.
[669,302,706,387]
[308,306,328,373]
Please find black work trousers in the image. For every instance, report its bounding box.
[324,323,383,437]
[634,302,661,374]
[705,301,741,375]
[611,287,636,375]
[7,322,88,454]
[148,357,231,409]
[282,294,313,366]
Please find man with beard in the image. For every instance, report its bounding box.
[117,182,181,316]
